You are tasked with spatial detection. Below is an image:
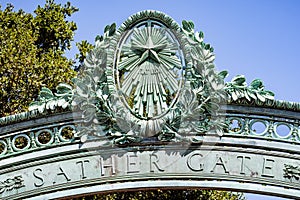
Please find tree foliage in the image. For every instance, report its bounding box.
[75,40,94,71]
[70,189,245,200]
[0,0,77,117]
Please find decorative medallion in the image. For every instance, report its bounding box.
[115,26,184,119]
[68,10,228,145]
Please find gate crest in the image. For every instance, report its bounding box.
[65,10,227,144]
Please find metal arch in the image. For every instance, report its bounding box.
[0,106,300,199]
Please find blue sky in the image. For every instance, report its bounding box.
[1,0,298,199]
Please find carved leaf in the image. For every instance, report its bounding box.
[218,70,228,79]
[46,100,57,110]
[93,66,105,83]
[95,111,111,124]
[55,83,73,96]
[261,90,275,100]
[231,75,246,87]
[250,79,264,90]
[194,31,204,43]
[244,90,251,102]
[57,98,68,108]
[39,87,54,100]
[104,23,116,37]
[72,95,86,106]
[182,20,194,32]
[81,104,97,122]
[76,80,89,98]
[231,89,239,101]
[256,92,265,102]
[247,89,257,100]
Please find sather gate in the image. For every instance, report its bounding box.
[0,11,299,199]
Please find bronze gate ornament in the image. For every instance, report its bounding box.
[0,10,299,199]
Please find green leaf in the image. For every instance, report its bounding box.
[82,104,97,122]
[182,20,194,32]
[104,24,110,33]
[46,100,57,110]
[244,90,251,101]
[109,23,116,36]
[231,75,246,86]
[194,31,204,43]
[205,43,211,50]
[250,79,264,90]
[218,70,228,79]
[199,31,204,38]
[56,83,73,95]
[256,92,265,102]
[247,89,257,100]
[231,89,239,101]
[39,87,54,100]
[261,90,275,100]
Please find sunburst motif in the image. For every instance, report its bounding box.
[118,27,182,118]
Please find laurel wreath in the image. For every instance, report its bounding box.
[70,13,227,145]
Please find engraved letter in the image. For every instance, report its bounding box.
[150,153,164,172]
[262,157,275,178]
[187,153,204,171]
[211,156,229,174]
[53,167,71,184]
[100,156,116,176]
[127,154,140,174]
[33,168,44,187]
[237,155,251,175]
[76,160,90,179]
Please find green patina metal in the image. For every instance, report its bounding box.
[0,10,300,200]
[35,10,227,144]
[26,10,277,145]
